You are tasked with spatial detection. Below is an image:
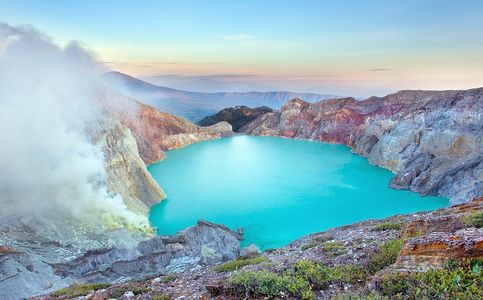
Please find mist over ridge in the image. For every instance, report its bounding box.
[0,22,150,235]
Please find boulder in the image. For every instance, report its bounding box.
[240,244,261,259]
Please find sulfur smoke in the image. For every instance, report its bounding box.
[0,23,149,234]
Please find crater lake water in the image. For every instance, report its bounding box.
[148,135,448,250]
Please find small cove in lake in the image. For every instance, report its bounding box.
[148,135,448,250]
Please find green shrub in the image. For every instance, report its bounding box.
[367,239,404,274]
[107,283,150,298]
[213,256,268,272]
[229,270,287,298]
[133,286,151,295]
[313,234,334,243]
[228,260,369,299]
[373,222,401,231]
[281,274,315,300]
[161,274,177,283]
[321,241,346,254]
[331,264,370,284]
[332,290,389,300]
[301,241,318,251]
[301,234,334,250]
[290,260,331,289]
[379,259,483,299]
[152,294,170,300]
[52,283,111,297]
[462,212,483,228]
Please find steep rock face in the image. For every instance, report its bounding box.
[241,88,483,203]
[99,121,166,215]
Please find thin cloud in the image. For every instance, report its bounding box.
[221,33,254,41]
[219,33,257,46]
[367,68,392,72]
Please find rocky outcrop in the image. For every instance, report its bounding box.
[3,220,241,299]
[392,197,483,271]
[241,88,483,203]
[54,220,242,284]
[393,228,482,272]
[199,106,274,131]
[99,121,166,215]
[114,101,233,165]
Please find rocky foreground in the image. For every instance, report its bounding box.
[35,198,482,300]
[241,88,482,203]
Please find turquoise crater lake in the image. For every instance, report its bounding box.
[148,136,448,250]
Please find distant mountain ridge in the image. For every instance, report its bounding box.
[102,71,340,121]
[199,105,274,131]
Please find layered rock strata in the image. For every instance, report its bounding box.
[3,221,242,299]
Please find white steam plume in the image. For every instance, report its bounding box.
[0,22,149,233]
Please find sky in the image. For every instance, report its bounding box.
[1,0,483,96]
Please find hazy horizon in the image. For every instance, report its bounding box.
[2,0,483,97]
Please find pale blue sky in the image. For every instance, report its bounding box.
[1,0,483,96]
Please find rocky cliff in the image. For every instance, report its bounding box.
[241,88,483,203]
[105,95,233,165]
